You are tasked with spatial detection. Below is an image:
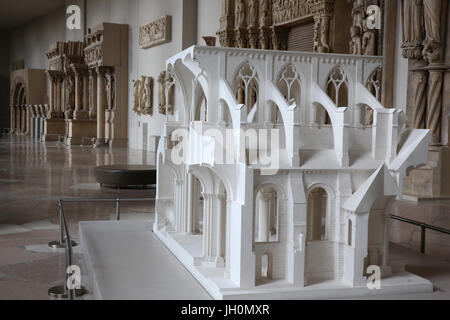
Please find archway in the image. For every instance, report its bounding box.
[253,182,287,285]
[307,187,327,241]
[305,186,335,285]
[276,64,301,124]
[193,83,207,122]
[254,186,279,243]
[327,66,349,108]
[234,62,259,123]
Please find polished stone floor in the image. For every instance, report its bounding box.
[0,136,156,299]
[0,135,448,299]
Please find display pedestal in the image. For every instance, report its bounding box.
[66,119,97,146]
[403,146,450,201]
[42,119,65,141]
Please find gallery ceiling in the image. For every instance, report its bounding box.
[0,0,66,30]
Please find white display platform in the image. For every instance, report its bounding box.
[153,228,434,300]
[78,220,450,300]
[79,220,211,300]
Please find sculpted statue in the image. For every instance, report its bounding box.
[143,77,153,115]
[422,0,442,63]
[350,25,362,55]
[138,76,145,113]
[165,72,175,115]
[313,20,320,52]
[236,0,245,28]
[133,78,140,114]
[158,71,167,114]
[66,76,75,114]
[319,16,330,53]
[259,0,270,26]
[362,20,376,56]
[401,0,424,59]
[106,72,115,110]
[248,0,258,26]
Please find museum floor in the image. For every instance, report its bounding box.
[0,135,449,300]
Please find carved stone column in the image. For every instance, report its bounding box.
[46,71,57,118]
[82,72,89,113]
[56,77,62,116]
[95,67,107,145]
[422,0,448,146]
[411,64,428,129]
[89,69,97,120]
[71,64,88,120]
[217,0,235,47]
[308,0,335,53]
[10,104,15,133]
[234,0,248,48]
[258,0,271,49]
[425,68,444,145]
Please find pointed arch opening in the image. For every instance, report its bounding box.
[234,62,259,123]
[327,66,349,109]
[193,83,208,122]
[274,64,301,125]
[359,67,382,127]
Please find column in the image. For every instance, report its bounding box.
[56,79,61,116]
[47,73,55,117]
[426,67,445,145]
[89,69,97,119]
[74,72,81,115]
[225,199,232,278]
[83,73,89,112]
[257,191,271,242]
[186,173,195,234]
[411,65,428,129]
[96,67,106,145]
[214,193,226,266]
[11,105,15,133]
[202,193,214,261]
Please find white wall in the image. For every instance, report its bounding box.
[9,8,66,70]
[8,0,223,150]
[393,0,408,114]
[197,0,221,46]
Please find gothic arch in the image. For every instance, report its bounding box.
[326,65,350,108]
[233,61,260,122]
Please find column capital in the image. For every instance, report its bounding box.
[70,63,88,76]
[46,70,64,82]
[95,66,112,76]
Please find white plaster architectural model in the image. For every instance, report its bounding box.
[154,45,432,299]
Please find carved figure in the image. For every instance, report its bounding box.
[143,77,153,115]
[362,20,376,56]
[236,0,245,28]
[350,25,362,55]
[248,0,258,27]
[401,0,424,59]
[260,0,270,26]
[422,0,442,63]
[133,78,140,113]
[158,71,167,114]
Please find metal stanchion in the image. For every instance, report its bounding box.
[48,200,77,249]
[116,198,121,221]
[48,203,87,299]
